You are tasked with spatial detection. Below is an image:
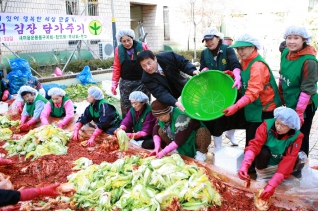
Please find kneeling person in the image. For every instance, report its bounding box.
[150,100,211,161]
[72,86,121,146]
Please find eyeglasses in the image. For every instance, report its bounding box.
[236,47,247,51]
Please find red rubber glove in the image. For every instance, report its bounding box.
[86,128,103,147]
[16,101,24,113]
[232,68,242,89]
[111,81,118,95]
[2,90,9,101]
[238,150,255,181]
[20,118,37,132]
[149,135,161,156]
[0,158,15,165]
[223,95,251,116]
[296,92,311,125]
[260,173,284,200]
[20,184,60,201]
[156,141,178,159]
[72,122,83,141]
[223,70,235,79]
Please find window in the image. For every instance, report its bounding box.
[65,0,78,15]
[88,0,99,16]
[163,6,170,40]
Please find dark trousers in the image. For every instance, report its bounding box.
[300,103,316,156]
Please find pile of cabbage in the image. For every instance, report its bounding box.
[3,125,72,160]
[67,154,222,210]
[0,115,20,128]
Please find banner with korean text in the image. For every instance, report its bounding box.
[0,13,110,43]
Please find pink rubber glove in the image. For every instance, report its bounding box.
[232,68,242,89]
[260,173,284,200]
[20,118,37,132]
[119,125,127,130]
[20,184,60,201]
[223,95,251,116]
[86,128,103,146]
[72,122,83,141]
[0,158,15,165]
[296,92,311,125]
[40,103,50,125]
[149,135,161,156]
[16,101,23,113]
[2,90,9,101]
[127,131,148,139]
[201,67,209,72]
[111,81,118,95]
[58,122,66,129]
[156,141,178,159]
[238,150,255,181]
[20,115,28,125]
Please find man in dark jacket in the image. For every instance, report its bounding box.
[137,50,199,111]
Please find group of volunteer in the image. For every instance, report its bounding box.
[0,24,317,206]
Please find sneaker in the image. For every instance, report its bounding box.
[194,151,206,162]
[291,170,302,178]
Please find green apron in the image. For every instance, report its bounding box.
[241,54,281,122]
[131,104,152,140]
[203,44,229,71]
[158,108,197,158]
[118,41,143,64]
[26,94,48,116]
[50,96,69,118]
[264,118,299,166]
[280,49,318,111]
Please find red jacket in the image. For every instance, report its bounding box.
[245,121,304,179]
[112,42,149,83]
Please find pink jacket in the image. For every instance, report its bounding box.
[40,99,74,126]
[112,42,149,83]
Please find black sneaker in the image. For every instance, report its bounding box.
[291,170,302,178]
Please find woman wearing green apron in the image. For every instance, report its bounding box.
[72,86,121,146]
[238,107,304,201]
[223,34,282,148]
[279,25,318,156]
[19,86,48,132]
[149,100,211,162]
[40,87,75,129]
[115,91,156,149]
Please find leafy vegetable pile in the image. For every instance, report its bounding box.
[0,115,20,128]
[3,125,72,160]
[67,154,222,210]
[0,128,13,140]
[65,84,119,103]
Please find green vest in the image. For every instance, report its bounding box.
[49,96,69,118]
[203,44,229,71]
[280,49,318,110]
[158,108,197,158]
[89,99,121,127]
[131,104,152,140]
[118,41,143,64]
[241,54,282,122]
[264,118,300,166]
[26,94,48,116]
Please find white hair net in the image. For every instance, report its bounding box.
[283,25,312,44]
[235,34,262,50]
[88,86,104,100]
[274,107,300,130]
[116,29,135,43]
[129,91,149,103]
[202,27,224,42]
[18,85,37,97]
[48,87,66,96]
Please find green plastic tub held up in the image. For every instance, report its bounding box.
[181,70,237,121]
